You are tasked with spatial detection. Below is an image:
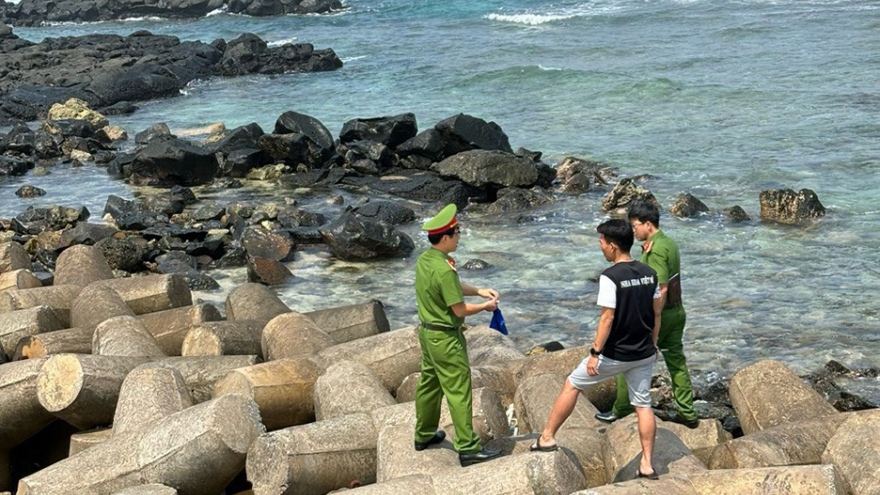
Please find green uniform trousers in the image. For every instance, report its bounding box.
[414,327,481,454]
[611,306,697,421]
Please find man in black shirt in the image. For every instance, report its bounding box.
[529,219,663,480]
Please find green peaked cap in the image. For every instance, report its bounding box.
[421,204,458,232]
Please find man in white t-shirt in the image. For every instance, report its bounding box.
[528,219,663,480]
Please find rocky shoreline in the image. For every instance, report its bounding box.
[0,24,342,125]
[1,0,345,27]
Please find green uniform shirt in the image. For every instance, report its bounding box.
[415,248,465,328]
[641,230,684,309]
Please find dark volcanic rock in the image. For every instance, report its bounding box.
[723,205,751,223]
[434,113,513,156]
[247,257,293,286]
[477,187,554,214]
[3,0,345,26]
[130,136,218,186]
[397,129,446,163]
[319,211,414,261]
[759,188,826,225]
[433,150,541,188]
[69,221,119,244]
[12,205,88,234]
[135,123,173,147]
[94,236,151,272]
[340,169,485,211]
[0,155,33,176]
[0,30,342,125]
[274,111,334,150]
[339,113,418,149]
[350,201,416,226]
[241,226,294,262]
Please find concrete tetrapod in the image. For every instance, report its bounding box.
[261,312,334,361]
[325,474,435,495]
[14,327,93,359]
[140,355,259,403]
[37,354,152,429]
[70,285,136,331]
[511,345,617,411]
[688,465,846,495]
[431,450,587,495]
[93,316,166,357]
[0,285,82,326]
[0,269,42,292]
[464,325,526,367]
[112,366,193,436]
[69,428,113,456]
[136,303,222,356]
[17,394,265,495]
[0,241,30,273]
[822,411,880,495]
[226,283,291,325]
[94,274,192,315]
[303,300,390,344]
[314,326,421,393]
[111,484,178,495]
[314,360,397,421]
[181,320,264,358]
[397,364,520,406]
[602,416,707,483]
[729,359,839,435]
[0,306,63,360]
[214,357,323,430]
[0,358,55,448]
[53,245,115,289]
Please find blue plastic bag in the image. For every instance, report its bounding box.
[489,307,508,335]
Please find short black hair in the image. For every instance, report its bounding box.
[428,226,456,245]
[597,219,633,253]
[627,199,660,227]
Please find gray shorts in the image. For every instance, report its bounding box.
[568,354,655,408]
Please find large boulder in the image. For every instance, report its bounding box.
[319,211,414,260]
[274,111,334,150]
[602,178,656,213]
[46,98,108,129]
[130,136,219,186]
[350,201,416,226]
[12,205,89,234]
[339,113,418,149]
[432,149,540,188]
[759,188,826,225]
[434,113,513,156]
[670,193,710,218]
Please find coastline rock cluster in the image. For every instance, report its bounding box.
[0,26,342,125]
[0,0,345,26]
[0,246,876,494]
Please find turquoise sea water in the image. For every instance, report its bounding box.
[5,0,880,390]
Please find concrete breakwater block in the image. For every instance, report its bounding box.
[111,484,178,495]
[262,313,334,361]
[93,315,166,357]
[14,327,93,359]
[0,269,42,292]
[53,245,115,288]
[314,326,421,393]
[0,358,55,448]
[37,354,152,429]
[17,394,264,495]
[431,450,587,495]
[94,274,192,315]
[326,474,435,495]
[314,360,396,421]
[568,476,696,494]
[602,416,706,483]
[137,303,222,356]
[464,325,526,367]
[142,355,259,404]
[69,428,112,456]
[304,300,390,344]
[182,320,264,358]
[729,359,838,434]
[112,366,193,436]
[70,284,136,331]
[0,285,82,326]
[708,412,854,469]
[0,306,63,359]
[375,424,459,483]
[688,464,846,495]
[214,357,323,430]
[226,283,291,325]
[512,345,616,410]
[0,241,31,273]
[396,363,519,407]
[822,411,880,495]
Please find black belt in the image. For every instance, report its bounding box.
[420,323,460,332]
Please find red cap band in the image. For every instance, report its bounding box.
[427,217,458,235]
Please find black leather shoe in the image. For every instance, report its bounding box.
[459,447,502,467]
[414,430,446,451]
[680,418,700,429]
[594,410,620,423]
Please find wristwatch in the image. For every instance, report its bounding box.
[589,347,601,356]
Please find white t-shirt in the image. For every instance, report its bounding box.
[598,274,661,308]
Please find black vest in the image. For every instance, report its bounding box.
[601,261,658,361]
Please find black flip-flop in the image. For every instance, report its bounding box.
[529,437,558,452]
[636,469,659,480]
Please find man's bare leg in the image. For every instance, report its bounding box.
[538,378,581,446]
[635,405,656,475]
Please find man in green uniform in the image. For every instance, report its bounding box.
[595,199,699,428]
[413,204,503,467]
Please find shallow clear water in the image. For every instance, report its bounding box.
[4,0,880,385]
